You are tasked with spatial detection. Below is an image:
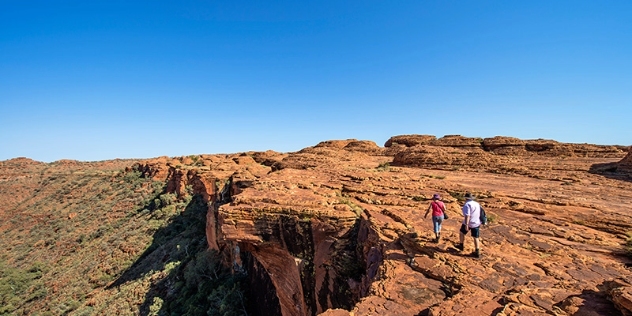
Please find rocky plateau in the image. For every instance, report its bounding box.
[2,134,632,316]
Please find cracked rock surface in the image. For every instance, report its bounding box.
[128,136,632,315]
[2,135,631,316]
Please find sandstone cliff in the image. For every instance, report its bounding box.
[1,135,631,316]
[618,148,632,175]
[128,135,632,316]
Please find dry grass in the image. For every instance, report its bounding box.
[0,163,246,315]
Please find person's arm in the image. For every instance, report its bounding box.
[424,203,432,218]
[462,203,470,230]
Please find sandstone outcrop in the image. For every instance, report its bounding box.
[2,134,631,316]
[384,134,437,148]
[482,136,528,155]
[385,134,625,158]
[123,135,632,315]
[618,148,632,175]
[611,286,632,316]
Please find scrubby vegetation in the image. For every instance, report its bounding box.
[376,162,390,171]
[626,232,632,257]
[132,195,248,316]
[0,165,246,315]
[0,261,47,314]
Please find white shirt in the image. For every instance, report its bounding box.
[462,199,481,228]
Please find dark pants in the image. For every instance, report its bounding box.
[460,224,480,238]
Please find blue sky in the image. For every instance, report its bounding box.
[1,1,631,162]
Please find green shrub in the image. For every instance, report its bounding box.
[149,297,164,315]
[626,232,632,256]
[486,212,498,224]
[159,193,177,206]
[0,262,47,314]
[138,195,248,316]
[376,162,390,171]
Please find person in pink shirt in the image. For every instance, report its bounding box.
[424,193,447,242]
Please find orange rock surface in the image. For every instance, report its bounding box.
[138,135,632,315]
[2,135,632,316]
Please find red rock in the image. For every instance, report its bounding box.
[3,134,632,316]
[618,148,632,174]
[610,284,632,316]
[384,135,437,147]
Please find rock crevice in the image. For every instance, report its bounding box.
[136,135,632,316]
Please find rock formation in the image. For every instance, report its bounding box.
[385,134,625,158]
[2,135,632,316]
[127,134,632,315]
[618,147,632,175]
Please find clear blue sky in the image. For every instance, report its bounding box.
[1,1,631,162]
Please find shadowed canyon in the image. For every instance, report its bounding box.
[2,134,632,316]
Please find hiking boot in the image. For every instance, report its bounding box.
[455,243,464,251]
[474,249,481,258]
[408,257,417,267]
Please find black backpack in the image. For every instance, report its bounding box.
[480,206,488,225]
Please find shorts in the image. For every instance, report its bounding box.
[460,224,480,238]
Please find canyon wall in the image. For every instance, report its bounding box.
[132,135,632,316]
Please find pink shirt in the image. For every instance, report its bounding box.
[430,201,446,217]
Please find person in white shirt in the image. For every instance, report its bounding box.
[456,192,482,258]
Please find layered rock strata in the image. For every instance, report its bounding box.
[126,135,632,316]
[618,148,632,175]
[385,135,625,158]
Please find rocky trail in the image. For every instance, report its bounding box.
[2,135,632,315]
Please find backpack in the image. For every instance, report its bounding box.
[479,206,488,225]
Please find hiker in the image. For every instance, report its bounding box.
[456,192,482,258]
[424,193,447,242]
